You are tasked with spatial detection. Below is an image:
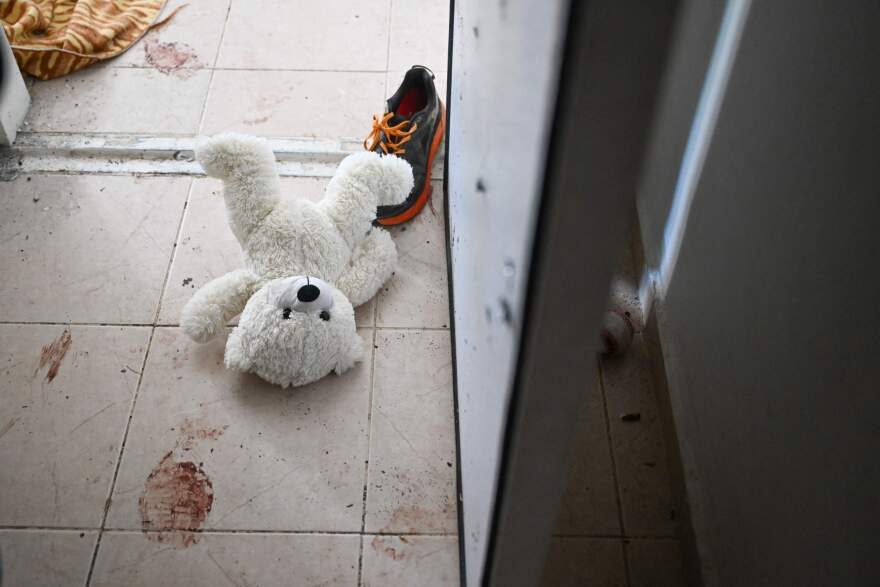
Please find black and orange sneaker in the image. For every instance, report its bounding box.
[364,65,446,226]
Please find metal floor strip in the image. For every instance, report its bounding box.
[1,133,444,179]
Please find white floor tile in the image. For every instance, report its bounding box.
[377,182,449,328]
[158,178,243,325]
[0,530,98,587]
[90,531,360,586]
[555,361,621,536]
[627,539,686,587]
[201,70,385,138]
[0,325,149,526]
[366,330,456,533]
[0,3,464,583]
[602,335,678,536]
[362,534,460,587]
[541,537,627,587]
[217,0,388,71]
[0,175,189,324]
[106,327,372,533]
[112,0,231,71]
[26,67,211,134]
[388,0,450,72]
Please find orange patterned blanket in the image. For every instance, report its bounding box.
[1,0,170,80]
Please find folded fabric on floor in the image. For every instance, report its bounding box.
[1,0,169,80]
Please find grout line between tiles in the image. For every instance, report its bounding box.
[133,529,455,537]
[195,0,233,135]
[83,325,156,587]
[356,320,379,586]
[0,526,101,533]
[151,179,195,325]
[0,321,448,330]
[12,130,362,138]
[110,65,390,74]
[551,533,680,540]
[598,354,632,585]
[0,321,156,327]
[383,0,394,101]
[83,178,192,587]
[386,0,393,73]
[0,525,459,537]
[374,325,449,331]
[357,534,366,585]
[196,69,217,135]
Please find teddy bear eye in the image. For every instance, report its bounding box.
[282,308,292,319]
[319,310,330,321]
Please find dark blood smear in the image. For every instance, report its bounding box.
[139,451,214,548]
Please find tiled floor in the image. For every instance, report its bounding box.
[2,1,456,585]
[2,0,685,584]
[540,245,686,586]
[21,0,448,139]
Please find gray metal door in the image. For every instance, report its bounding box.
[446,1,678,584]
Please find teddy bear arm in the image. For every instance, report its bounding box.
[195,133,282,242]
[181,269,262,343]
[336,229,398,307]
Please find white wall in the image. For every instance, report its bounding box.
[639,1,880,584]
[446,1,567,584]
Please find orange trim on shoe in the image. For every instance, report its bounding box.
[377,103,446,226]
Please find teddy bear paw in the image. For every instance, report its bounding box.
[181,311,221,343]
[195,133,275,179]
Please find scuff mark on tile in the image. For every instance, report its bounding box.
[178,417,228,451]
[143,39,204,78]
[243,115,270,126]
[36,328,72,382]
[68,401,118,436]
[384,504,453,534]
[139,451,214,548]
[371,536,407,561]
[256,95,290,110]
[0,417,17,440]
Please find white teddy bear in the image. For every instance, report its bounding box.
[181,133,413,387]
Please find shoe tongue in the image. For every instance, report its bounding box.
[387,113,407,125]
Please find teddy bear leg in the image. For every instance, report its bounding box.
[195,133,282,242]
[320,152,414,247]
[181,269,262,343]
[336,228,398,307]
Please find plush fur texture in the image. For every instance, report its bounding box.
[181,133,413,387]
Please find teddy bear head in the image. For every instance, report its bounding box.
[224,275,363,388]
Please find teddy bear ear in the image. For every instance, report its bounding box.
[334,331,364,375]
[224,328,253,373]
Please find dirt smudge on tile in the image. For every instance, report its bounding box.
[243,115,270,126]
[371,536,407,561]
[384,504,452,534]
[256,95,290,110]
[139,451,214,548]
[36,329,72,383]
[178,417,228,451]
[0,417,17,440]
[143,38,204,78]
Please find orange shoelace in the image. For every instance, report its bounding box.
[363,112,418,155]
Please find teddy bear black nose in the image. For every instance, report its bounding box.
[297,284,320,303]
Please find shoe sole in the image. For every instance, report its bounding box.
[376,102,446,226]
